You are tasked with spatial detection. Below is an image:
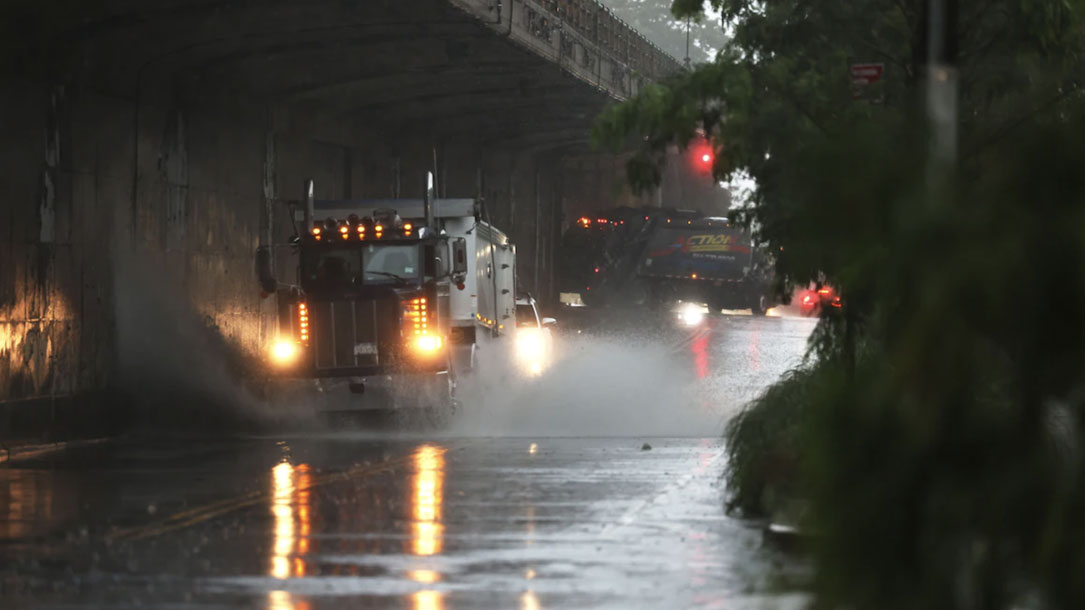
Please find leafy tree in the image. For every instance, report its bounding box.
[598,0,1084,300]
[596,1,1085,608]
[601,0,729,64]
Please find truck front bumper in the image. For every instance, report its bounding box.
[264,370,453,413]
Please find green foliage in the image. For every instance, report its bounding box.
[601,0,729,63]
[724,365,824,517]
[599,0,1085,608]
[596,0,1085,295]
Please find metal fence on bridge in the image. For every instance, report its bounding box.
[454,0,684,98]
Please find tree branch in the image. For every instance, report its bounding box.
[963,86,1084,160]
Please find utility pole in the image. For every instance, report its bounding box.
[684,16,692,69]
[925,0,958,169]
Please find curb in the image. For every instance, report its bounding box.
[0,437,113,465]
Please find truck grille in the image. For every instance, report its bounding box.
[310,299,383,371]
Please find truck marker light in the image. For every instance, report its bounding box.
[692,273,698,279]
[357,225,365,237]
[339,225,349,239]
[405,297,439,352]
[298,302,310,344]
[375,224,384,238]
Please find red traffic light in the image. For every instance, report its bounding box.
[691,139,714,172]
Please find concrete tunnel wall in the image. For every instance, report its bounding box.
[0,78,610,425]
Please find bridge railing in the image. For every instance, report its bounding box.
[451,0,683,99]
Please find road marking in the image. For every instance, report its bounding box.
[669,323,712,353]
[0,437,112,465]
[107,441,468,543]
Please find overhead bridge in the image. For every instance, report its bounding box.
[0,0,682,427]
[32,0,678,149]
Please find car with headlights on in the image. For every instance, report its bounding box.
[514,295,555,376]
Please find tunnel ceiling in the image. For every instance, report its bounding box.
[47,0,626,151]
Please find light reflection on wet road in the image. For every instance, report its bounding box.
[0,315,816,609]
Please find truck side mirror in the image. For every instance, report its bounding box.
[452,237,468,279]
[255,246,276,294]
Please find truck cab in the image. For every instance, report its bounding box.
[282,211,453,378]
[256,179,475,411]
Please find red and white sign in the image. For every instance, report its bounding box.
[850,63,884,85]
[850,63,884,101]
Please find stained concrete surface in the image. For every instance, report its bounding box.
[0,315,816,609]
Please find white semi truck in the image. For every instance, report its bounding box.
[255,175,517,412]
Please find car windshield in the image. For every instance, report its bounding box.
[303,244,419,289]
[516,303,538,327]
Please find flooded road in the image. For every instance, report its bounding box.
[1,315,815,609]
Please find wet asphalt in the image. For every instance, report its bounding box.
[1,313,816,609]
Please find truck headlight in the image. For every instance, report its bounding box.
[414,335,443,353]
[270,340,298,365]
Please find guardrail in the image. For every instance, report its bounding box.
[452,0,683,99]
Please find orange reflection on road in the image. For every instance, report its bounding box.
[266,590,310,610]
[411,445,445,556]
[269,461,312,580]
[413,590,444,610]
[408,569,441,584]
[522,590,541,610]
[1,471,53,541]
[410,445,447,610]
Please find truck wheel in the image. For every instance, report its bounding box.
[751,294,769,316]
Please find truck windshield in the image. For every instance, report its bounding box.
[302,244,420,289]
[362,244,419,283]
